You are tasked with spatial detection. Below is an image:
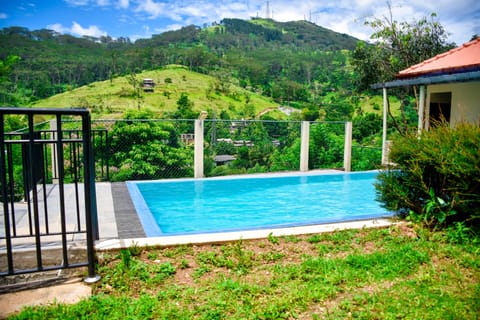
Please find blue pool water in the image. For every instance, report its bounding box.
[127,171,393,236]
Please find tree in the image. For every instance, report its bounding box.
[109,110,193,180]
[0,55,20,104]
[354,4,453,87]
[127,72,143,110]
[174,93,198,120]
[352,3,454,134]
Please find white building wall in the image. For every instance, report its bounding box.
[426,81,480,128]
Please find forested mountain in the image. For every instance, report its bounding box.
[136,18,358,51]
[0,18,360,118]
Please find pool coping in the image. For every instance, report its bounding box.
[95,218,395,250]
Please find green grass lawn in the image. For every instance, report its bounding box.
[10,224,480,319]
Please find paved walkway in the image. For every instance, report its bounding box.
[0,278,91,319]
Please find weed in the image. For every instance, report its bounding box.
[307,234,322,243]
[260,251,285,263]
[152,262,176,283]
[267,232,279,245]
[147,251,158,260]
[162,245,193,258]
[316,244,330,256]
[197,251,232,268]
[283,235,301,243]
[127,241,142,256]
[180,259,190,269]
[193,266,210,278]
[232,240,253,273]
[447,221,474,244]
[119,249,131,271]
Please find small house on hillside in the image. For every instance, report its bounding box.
[143,78,155,92]
[372,38,480,164]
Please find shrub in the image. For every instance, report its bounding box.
[375,123,479,231]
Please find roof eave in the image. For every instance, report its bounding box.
[371,70,480,89]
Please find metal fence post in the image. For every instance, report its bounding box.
[50,119,59,183]
[0,113,14,275]
[82,112,101,283]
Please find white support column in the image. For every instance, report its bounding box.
[194,119,204,178]
[300,121,310,172]
[417,85,426,135]
[381,87,389,166]
[343,121,352,172]
[50,119,59,184]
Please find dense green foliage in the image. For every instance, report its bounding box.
[108,110,193,181]
[10,226,480,319]
[0,19,358,110]
[375,123,480,235]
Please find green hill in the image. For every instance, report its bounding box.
[1,18,360,109]
[31,65,281,119]
[136,18,359,50]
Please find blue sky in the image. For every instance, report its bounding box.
[1,0,479,45]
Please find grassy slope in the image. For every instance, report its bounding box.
[31,64,401,120]
[32,65,279,119]
[358,95,402,116]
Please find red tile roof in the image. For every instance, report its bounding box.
[397,38,480,79]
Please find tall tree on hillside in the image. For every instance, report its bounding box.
[352,2,454,134]
[354,3,453,88]
[0,55,20,105]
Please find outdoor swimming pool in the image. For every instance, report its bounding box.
[126,170,393,236]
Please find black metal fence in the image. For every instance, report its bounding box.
[0,108,99,282]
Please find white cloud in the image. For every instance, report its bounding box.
[64,0,90,6]
[47,22,107,37]
[156,23,183,33]
[71,21,108,37]
[119,13,135,24]
[46,23,69,33]
[134,0,166,19]
[117,0,129,9]
[0,13,7,19]
[96,0,110,6]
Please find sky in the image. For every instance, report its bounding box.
[0,0,479,45]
